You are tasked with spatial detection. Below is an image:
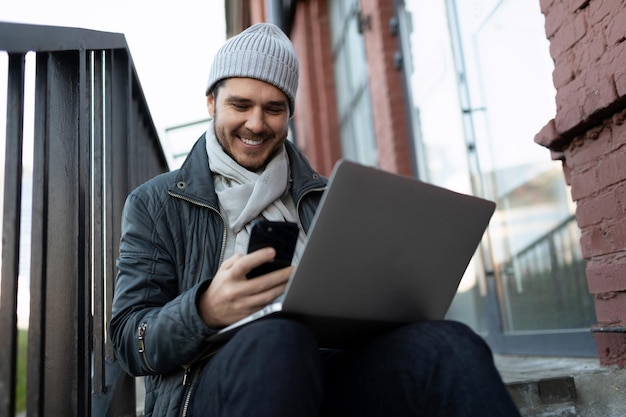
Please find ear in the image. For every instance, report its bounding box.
[207,94,215,118]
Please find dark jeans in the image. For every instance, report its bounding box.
[189,318,521,417]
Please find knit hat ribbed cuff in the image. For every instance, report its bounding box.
[206,23,299,117]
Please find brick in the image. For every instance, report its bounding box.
[576,190,621,227]
[586,255,626,293]
[569,165,598,201]
[552,60,574,89]
[566,125,608,167]
[579,227,594,258]
[569,0,590,13]
[555,100,584,133]
[582,74,617,118]
[534,118,559,148]
[593,331,626,367]
[593,291,626,322]
[579,218,626,258]
[617,182,626,213]
[561,158,573,185]
[555,77,585,132]
[605,41,626,97]
[543,0,565,38]
[587,0,615,25]
[553,49,577,80]
[549,11,586,57]
[579,29,607,65]
[613,107,626,132]
[606,7,626,45]
[597,150,626,189]
[540,0,556,16]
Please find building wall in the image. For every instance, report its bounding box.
[288,0,412,177]
[236,0,412,178]
[535,0,626,367]
[359,0,413,175]
[231,0,626,364]
[290,0,342,177]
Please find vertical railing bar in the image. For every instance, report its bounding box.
[104,49,120,362]
[27,50,49,417]
[128,95,137,188]
[77,48,93,417]
[35,49,82,417]
[101,48,137,417]
[46,50,75,416]
[92,49,106,394]
[0,51,26,417]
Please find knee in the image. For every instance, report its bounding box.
[419,320,486,347]
[419,321,495,371]
[227,318,319,359]
[385,320,493,365]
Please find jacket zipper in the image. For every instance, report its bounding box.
[167,190,227,266]
[180,364,201,417]
[137,322,157,373]
[167,191,227,376]
[168,190,228,416]
[180,346,221,417]
[174,182,324,416]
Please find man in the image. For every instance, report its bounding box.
[110,23,521,417]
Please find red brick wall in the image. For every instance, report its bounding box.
[288,0,412,177]
[290,0,342,177]
[535,0,626,367]
[360,0,412,176]
[249,1,265,23]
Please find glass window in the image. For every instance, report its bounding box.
[398,0,596,354]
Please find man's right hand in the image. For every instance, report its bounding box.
[196,247,292,328]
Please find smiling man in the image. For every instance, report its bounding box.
[109,23,521,417]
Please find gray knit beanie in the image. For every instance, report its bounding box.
[206,23,299,117]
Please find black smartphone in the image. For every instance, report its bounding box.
[246,220,299,279]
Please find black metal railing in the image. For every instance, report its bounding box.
[0,22,169,417]
[499,216,595,331]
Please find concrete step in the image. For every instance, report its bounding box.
[495,355,626,417]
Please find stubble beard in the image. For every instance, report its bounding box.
[211,111,286,172]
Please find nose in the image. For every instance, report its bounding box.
[245,107,265,134]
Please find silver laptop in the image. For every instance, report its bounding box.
[208,160,496,348]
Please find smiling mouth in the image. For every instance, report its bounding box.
[240,137,266,146]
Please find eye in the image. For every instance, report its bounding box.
[265,106,286,115]
[231,103,250,112]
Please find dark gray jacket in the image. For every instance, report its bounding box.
[110,134,327,417]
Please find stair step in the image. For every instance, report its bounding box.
[507,376,577,416]
[496,355,626,417]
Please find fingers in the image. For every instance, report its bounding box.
[233,267,291,305]
[224,247,276,278]
[220,252,243,269]
[247,265,293,294]
[198,250,292,328]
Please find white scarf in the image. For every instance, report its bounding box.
[205,122,300,258]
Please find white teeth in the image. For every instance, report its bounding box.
[241,137,264,146]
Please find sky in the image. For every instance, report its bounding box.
[2,0,226,161]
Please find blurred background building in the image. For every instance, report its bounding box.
[174,0,624,364]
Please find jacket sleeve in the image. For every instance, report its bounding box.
[109,191,217,376]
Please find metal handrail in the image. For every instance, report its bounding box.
[0,21,169,417]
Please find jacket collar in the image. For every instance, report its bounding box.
[167,133,220,210]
